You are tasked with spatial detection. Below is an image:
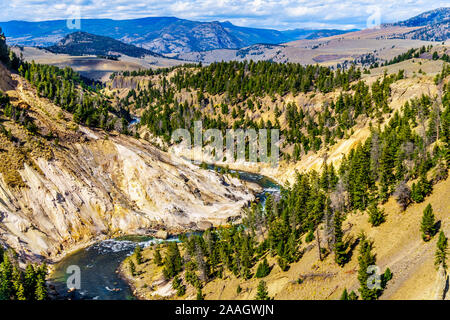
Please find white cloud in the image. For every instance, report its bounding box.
[286,5,321,18]
[0,0,447,30]
[170,1,191,12]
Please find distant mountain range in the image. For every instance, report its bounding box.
[45,31,162,58]
[1,7,448,56]
[0,17,353,55]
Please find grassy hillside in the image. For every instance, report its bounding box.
[120,177,450,300]
[11,46,186,82]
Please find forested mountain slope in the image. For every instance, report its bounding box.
[110,46,450,300]
[121,176,450,300]
[45,32,162,58]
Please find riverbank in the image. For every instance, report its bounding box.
[117,262,141,299]
[117,241,289,300]
[46,168,271,300]
[46,229,204,299]
[118,245,179,300]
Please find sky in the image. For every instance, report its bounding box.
[0,0,448,30]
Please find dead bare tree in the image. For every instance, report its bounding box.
[195,244,208,282]
[331,178,347,213]
[370,131,381,180]
[435,83,443,142]
[316,227,323,261]
[394,180,411,211]
[417,99,428,153]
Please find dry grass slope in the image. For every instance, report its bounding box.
[120,177,449,300]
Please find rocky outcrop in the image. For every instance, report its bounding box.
[0,63,16,91]
[434,265,449,300]
[110,76,150,90]
[0,132,256,262]
[0,71,257,263]
[155,230,169,240]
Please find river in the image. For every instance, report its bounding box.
[48,169,280,300]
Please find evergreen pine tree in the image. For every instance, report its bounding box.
[334,213,347,266]
[0,253,13,300]
[255,258,270,278]
[340,288,349,300]
[382,268,393,289]
[163,242,183,279]
[128,259,136,276]
[421,204,436,241]
[348,291,358,300]
[357,234,379,300]
[419,174,432,197]
[255,280,270,300]
[34,276,47,300]
[24,264,36,300]
[15,283,26,301]
[0,29,9,65]
[196,288,204,300]
[367,202,385,227]
[134,245,143,265]
[154,246,163,266]
[411,182,424,203]
[12,266,23,300]
[435,231,448,270]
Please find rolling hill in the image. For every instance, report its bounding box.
[10,45,186,82]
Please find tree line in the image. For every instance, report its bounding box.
[0,248,48,300]
[170,60,361,101]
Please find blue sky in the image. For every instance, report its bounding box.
[1,0,448,30]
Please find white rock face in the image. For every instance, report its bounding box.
[0,131,256,262]
[434,265,449,300]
